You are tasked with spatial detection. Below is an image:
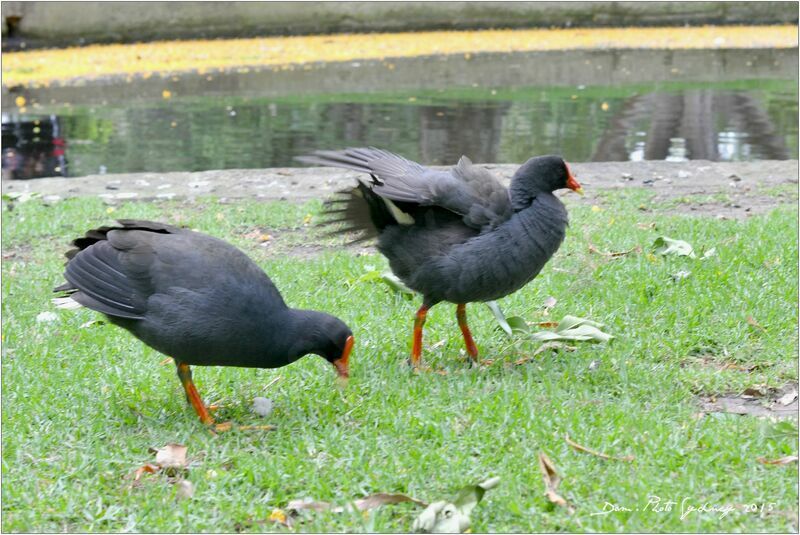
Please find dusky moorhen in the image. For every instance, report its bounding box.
[54,220,354,430]
[298,148,581,367]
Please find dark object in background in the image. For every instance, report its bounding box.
[53,220,354,431]
[2,114,67,180]
[300,148,581,368]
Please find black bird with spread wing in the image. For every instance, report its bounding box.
[54,220,353,430]
[298,148,582,367]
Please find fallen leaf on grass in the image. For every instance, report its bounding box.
[150,443,188,471]
[742,386,767,398]
[79,319,105,328]
[269,508,292,527]
[288,492,426,514]
[381,272,415,296]
[671,270,692,281]
[588,244,640,258]
[357,493,428,510]
[700,247,716,259]
[486,300,513,337]
[413,477,500,533]
[244,230,273,243]
[756,456,798,465]
[565,435,634,462]
[130,444,190,486]
[652,236,696,258]
[358,267,415,297]
[287,499,334,512]
[537,453,574,514]
[746,315,766,331]
[777,389,798,406]
[636,222,656,230]
[132,463,160,482]
[176,480,194,500]
[429,339,447,351]
[531,315,613,343]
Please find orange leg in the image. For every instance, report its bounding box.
[175,361,214,426]
[411,305,429,367]
[456,303,479,363]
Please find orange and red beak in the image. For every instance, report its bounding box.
[333,335,354,378]
[565,163,584,195]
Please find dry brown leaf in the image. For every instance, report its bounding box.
[588,244,640,258]
[636,222,657,230]
[151,443,188,470]
[777,389,798,406]
[756,456,799,465]
[746,315,766,331]
[213,421,233,433]
[132,463,160,482]
[353,492,427,510]
[537,452,575,514]
[565,435,634,462]
[535,321,560,328]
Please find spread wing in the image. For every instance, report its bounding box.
[298,147,512,230]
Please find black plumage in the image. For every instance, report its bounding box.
[298,148,582,366]
[54,220,353,429]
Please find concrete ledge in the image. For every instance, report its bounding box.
[3,2,798,49]
[3,161,797,219]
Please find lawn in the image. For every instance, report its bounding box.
[1,189,797,532]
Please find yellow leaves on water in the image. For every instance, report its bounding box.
[3,25,797,86]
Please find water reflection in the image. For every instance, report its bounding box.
[593,90,791,162]
[1,83,795,179]
[1,113,67,179]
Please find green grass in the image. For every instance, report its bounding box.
[2,191,797,532]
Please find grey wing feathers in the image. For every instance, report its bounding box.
[299,147,512,230]
[56,219,181,319]
[319,188,380,243]
[63,240,147,319]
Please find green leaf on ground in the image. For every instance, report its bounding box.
[412,477,500,533]
[531,315,613,342]
[485,301,512,337]
[652,236,697,258]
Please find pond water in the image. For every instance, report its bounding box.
[2,50,797,179]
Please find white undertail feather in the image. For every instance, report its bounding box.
[52,296,83,310]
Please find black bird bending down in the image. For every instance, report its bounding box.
[298,148,582,368]
[54,220,353,430]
